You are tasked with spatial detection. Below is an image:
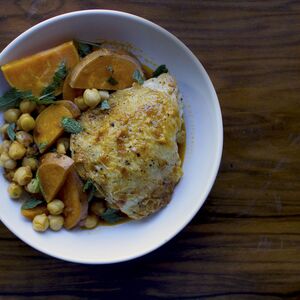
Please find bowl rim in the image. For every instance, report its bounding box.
[0,9,223,264]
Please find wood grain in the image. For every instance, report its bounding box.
[0,0,300,299]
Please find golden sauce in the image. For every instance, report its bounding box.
[178,141,186,165]
[178,122,186,165]
[98,216,130,226]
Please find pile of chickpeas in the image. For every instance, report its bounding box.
[0,88,110,233]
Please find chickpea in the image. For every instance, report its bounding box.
[0,143,4,155]
[83,214,98,229]
[0,152,10,165]
[56,138,69,155]
[99,90,110,100]
[16,131,33,147]
[83,89,101,108]
[0,154,16,170]
[4,108,21,123]
[8,141,26,160]
[57,143,66,154]
[90,201,106,216]
[26,178,40,194]
[20,100,36,114]
[22,157,38,171]
[48,215,64,231]
[74,96,88,111]
[4,170,15,182]
[3,158,17,170]
[13,166,32,186]
[32,214,49,232]
[0,124,9,138]
[7,182,23,199]
[2,140,11,152]
[18,114,35,132]
[47,199,64,215]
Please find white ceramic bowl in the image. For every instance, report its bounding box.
[0,10,223,264]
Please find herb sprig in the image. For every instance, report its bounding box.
[83,179,97,202]
[38,142,48,153]
[61,117,83,134]
[75,40,102,57]
[107,76,118,86]
[21,198,44,210]
[0,88,36,110]
[42,61,67,96]
[100,208,124,224]
[133,69,144,85]
[152,64,168,77]
[100,100,110,110]
[7,123,16,141]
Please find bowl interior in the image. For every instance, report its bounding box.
[0,10,222,264]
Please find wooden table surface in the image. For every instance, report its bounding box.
[0,1,300,299]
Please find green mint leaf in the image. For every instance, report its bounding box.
[42,61,67,96]
[133,69,144,84]
[36,173,46,196]
[61,117,83,134]
[107,76,118,86]
[87,185,97,203]
[0,88,22,110]
[76,39,102,49]
[36,93,56,104]
[83,179,94,192]
[7,123,16,141]
[83,179,97,202]
[38,142,48,152]
[77,42,93,58]
[75,40,102,57]
[100,208,123,224]
[21,198,44,210]
[152,64,168,77]
[19,90,38,102]
[100,100,110,110]
[0,88,38,111]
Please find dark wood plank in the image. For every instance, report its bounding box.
[0,0,300,298]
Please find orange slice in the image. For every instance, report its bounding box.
[56,100,81,118]
[58,169,88,229]
[69,48,143,90]
[37,153,74,203]
[33,104,73,153]
[62,73,84,101]
[1,41,80,96]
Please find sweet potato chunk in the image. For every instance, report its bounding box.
[37,153,74,202]
[70,48,143,90]
[21,205,48,220]
[1,41,80,96]
[33,104,73,153]
[62,73,84,101]
[58,169,88,229]
[56,100,81,118]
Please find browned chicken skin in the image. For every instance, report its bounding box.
[70,73,184,219]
